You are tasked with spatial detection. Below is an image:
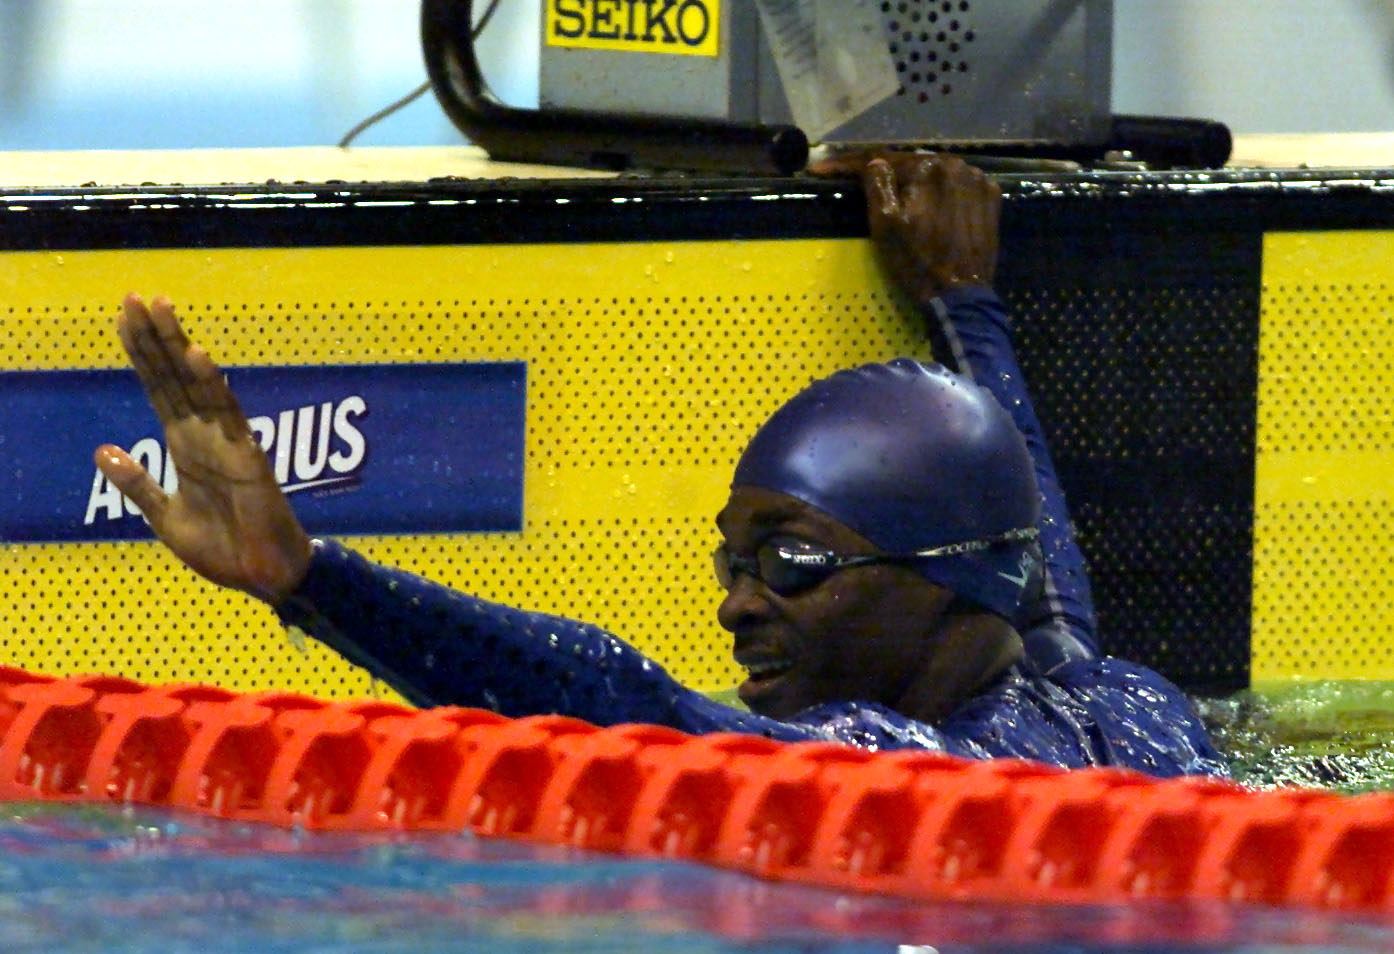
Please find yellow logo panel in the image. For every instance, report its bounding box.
[546,0,720,56]
[1254,232,1394,682]
[0,238,917,700]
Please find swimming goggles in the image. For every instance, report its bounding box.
[713,527,1040,597]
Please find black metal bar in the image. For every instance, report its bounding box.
[419,0,809,176]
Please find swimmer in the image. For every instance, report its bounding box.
[96,155,1227,776]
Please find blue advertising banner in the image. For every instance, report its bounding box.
[0,362,527,542]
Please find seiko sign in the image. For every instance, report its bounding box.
[545,0,720,56]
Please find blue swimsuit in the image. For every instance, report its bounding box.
[276,288,1229,779]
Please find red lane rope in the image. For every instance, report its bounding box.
[1,665,1390,912]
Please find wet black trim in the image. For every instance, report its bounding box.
[2,168,1394,252]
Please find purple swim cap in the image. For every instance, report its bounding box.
[731,359,1042,620]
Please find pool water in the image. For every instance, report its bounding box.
[4,682,1394,954]
[6,802,1394,954]
[1200,681,1394,793]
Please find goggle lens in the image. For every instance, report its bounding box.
[713,541,836,597]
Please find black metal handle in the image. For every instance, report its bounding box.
[420,0,809,176]
[1109,115,1233,170]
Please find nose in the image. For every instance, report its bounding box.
[716,571,774,634]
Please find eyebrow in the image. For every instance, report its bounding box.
[715,502,808,534]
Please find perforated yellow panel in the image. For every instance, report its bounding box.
[1254,232,1394,680]
[0,241,920,697]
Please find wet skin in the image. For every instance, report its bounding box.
[715,486,957,720]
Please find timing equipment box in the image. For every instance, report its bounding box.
[538,0,1114,147]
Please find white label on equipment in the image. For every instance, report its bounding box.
[754,0,899,141]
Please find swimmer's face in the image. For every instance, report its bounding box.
[715,486,955,720]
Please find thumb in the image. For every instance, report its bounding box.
[94,444,169,528]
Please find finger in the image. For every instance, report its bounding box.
[863,159,903,235]
[807,156,863,177]
[147,296,200,410]
[937,160,999,285]
[922,154,977,202]
[146,296,249,439]
[898,156,951,239]
[923,155,987,232]
[94,443,169,530]
[185,344,254,442]
[807,149,880,177]
[942,158,999,240]
[975,176,1003,283]
[945,155,1000,211]
[978,172,1003,227]
[146,295,193,359]
[921,152,956,191]
[120,294,192,421]
[116,295,172,422]
[880,151,947,183]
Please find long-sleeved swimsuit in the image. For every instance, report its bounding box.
[277,287,1229,778]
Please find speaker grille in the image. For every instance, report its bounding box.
[881,0,975,102]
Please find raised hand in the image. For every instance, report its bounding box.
[94,294,313,604]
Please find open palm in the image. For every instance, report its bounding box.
[94,294,312,604]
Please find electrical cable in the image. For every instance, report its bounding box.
[337,82,432,148]
[337,0,505,149]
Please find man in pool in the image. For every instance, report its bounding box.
[95,154,1227,777]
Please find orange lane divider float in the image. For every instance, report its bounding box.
[1,664,1393,912]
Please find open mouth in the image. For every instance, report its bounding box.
[744,659,794,681]
[737,657,795,708]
